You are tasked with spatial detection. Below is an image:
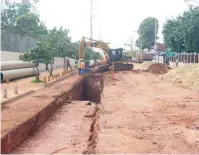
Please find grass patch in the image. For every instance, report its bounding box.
[31,79,44,83]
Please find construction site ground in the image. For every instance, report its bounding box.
[1,64,199,154]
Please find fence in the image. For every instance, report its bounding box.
[167,53,199,63]
[1,29,37,53]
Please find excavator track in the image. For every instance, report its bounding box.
[114,63,134,71]
[87,63,134,74]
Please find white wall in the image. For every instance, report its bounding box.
[1,51,76,72]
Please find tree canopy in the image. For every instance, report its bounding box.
[162,6,199,53]
[136,17,159,51]
[1,0,40,36]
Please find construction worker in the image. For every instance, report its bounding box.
[66,57,73,71]
[78,59,82,75]
[80,60,86,75]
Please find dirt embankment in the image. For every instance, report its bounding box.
[163,64,199,90]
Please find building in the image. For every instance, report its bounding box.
[156,43,166,52]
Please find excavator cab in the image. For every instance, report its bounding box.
[110,48,126,62]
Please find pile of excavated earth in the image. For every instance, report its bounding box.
[134,61,155,70]
[163,63,199,90]
[147,63,171,74]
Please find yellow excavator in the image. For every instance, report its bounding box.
[78,37,134,72]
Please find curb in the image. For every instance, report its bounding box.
[44,71,78,87]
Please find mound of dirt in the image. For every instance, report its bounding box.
[163,64,199,90]
[147,63,171,74]
[134,61,155,70]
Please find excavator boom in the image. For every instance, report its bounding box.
[78,37,134,71]
[79,37,110,62]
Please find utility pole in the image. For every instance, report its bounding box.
[140,42,143,60]
[154,19,157,49]
[90,0,98,40]
[154,18,158,62]
[90,0,93,40]
[130,38,133,51]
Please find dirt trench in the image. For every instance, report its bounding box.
[2,73,103,154]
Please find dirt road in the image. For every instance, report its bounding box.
[11,71,199,154]
[97,71,199,153]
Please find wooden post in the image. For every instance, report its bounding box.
[112,62,115,85]
[14,86,18,94]
[6,77,9,84]
[198,54,199,63]
[3,89,7,98]
[44,77,47,83]
[190,53,192,63]
[194,53,196,63]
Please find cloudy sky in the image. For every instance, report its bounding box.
[37,0,190,48]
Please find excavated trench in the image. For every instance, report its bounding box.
[2,73,103,154]
[82,73,102,154]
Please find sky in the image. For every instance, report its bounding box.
[37,0,190,49]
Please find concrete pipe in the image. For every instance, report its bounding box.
[0,61,35,71]
[1,67,39,82]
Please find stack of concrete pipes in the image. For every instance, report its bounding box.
[0,61,39,82]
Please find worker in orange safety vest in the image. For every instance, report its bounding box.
[80,60,86,75]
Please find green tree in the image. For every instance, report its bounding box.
[15,13,43,38]
[47,27,73,71]
[19,50,40,80]
[19,38,56,78]
[1,0,38,32]
[1,0,46,38]
[163,6,199,53]
[136,17,159,51]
